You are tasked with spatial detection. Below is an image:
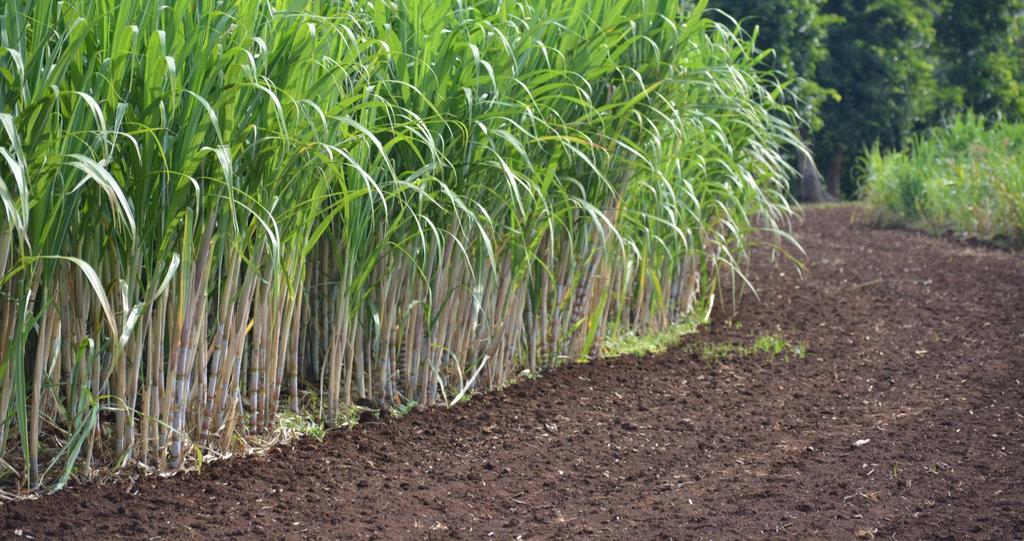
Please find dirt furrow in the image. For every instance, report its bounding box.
[2,205,1022,539]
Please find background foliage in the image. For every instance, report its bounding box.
[713,0,1024,197]
[862,114,1024,243]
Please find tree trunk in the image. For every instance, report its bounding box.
[798,141,828,203]
[825,144,845,199]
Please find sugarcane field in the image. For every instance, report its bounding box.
[0,0,1022,539]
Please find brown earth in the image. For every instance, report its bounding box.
[2,204,1023,540]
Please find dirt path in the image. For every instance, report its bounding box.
[2,205,1023,539]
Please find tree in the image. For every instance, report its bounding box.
[710,0,840,201]
[813,0,940,197]
[933,0,1024,120]
[714,0,1022,199]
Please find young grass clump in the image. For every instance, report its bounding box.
[862,113,1024,244]
[689,332,807,366]
[0,0,801,492]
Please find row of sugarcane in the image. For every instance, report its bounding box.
[0,0,800,491]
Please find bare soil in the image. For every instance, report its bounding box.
[2,204,1023,539]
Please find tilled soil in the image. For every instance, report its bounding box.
[2,205,1023,539]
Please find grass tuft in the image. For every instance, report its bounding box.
[689,332,808,366]
[603,320,702,358]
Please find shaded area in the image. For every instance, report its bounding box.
[2,205,1022,539]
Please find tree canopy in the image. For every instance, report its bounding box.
[815,0,940,195]
[933,0,1024,120]
[710,0,839,131]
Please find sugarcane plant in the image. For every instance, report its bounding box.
[0,0,801,492]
